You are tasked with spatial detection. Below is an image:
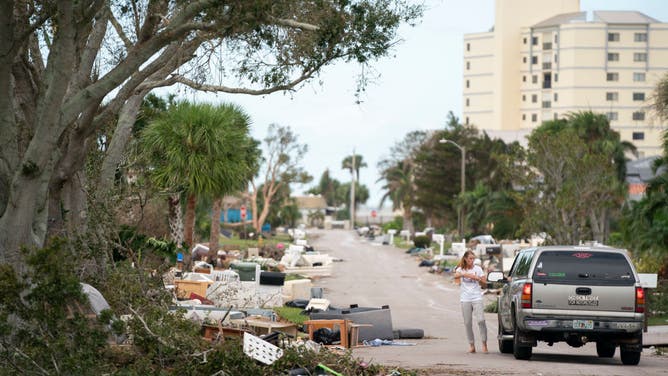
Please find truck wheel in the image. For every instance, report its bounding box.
[596,342,615,358]
[498,315,513,354]
[620,347,641,365]
[512,318,532,360]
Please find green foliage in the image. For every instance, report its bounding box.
[382,216,404,232]
[0,239,113,375]
[274,306,310,325]
[484,300,498,313]
[413,235,431,249]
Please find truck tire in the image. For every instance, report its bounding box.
[620,347,641,365]
[498,315,513,354]
[596,342,615,358]
[512,318,532,360]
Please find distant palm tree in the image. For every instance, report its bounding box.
[342,154,367,181]
[378,160,415,233]
[141,101,257,250]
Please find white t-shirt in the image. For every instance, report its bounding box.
[456,265,484,302]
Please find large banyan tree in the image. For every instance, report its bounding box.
[0,1,422,267]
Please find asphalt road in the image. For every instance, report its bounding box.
[309,229,667,375]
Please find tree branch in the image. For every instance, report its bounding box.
[269,16,319,31]
[108,6,133,49]
[169,68,318,95]
[128,306,170,347]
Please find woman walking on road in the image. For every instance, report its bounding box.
[454,250,488,353]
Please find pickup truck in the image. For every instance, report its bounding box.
[488,245,645,365]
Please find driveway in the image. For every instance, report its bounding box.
[310,229,667,375]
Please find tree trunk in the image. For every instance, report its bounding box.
[209,197,221,254]
[184,193,197,249]
[98,94,144,193]
[168,194,184,247]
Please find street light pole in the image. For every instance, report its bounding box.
[439,139,466,239]
[350,149,356,229]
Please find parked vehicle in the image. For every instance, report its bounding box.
[488,245,645,365]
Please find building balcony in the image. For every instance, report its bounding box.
[542,62,552,70]
[543,42,552,50]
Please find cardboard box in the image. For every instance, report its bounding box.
[175,280,213,298]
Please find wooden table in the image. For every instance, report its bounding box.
[349,323,374,347]
[230,316,298,338]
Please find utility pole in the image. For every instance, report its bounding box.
[350,149,356,229]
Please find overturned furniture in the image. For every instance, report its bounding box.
[310,304,394,342]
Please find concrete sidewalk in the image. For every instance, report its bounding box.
[645,325,668,347]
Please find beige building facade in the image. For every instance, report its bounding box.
[463,0,668,157]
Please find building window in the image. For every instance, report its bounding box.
[523,37,527,44]
[554,54,558,63]
[466,61,470,70]
[543,73,551,88]
[554,93,558,101]
[634,33,648,42]
[466,98,470,107]
[607,52,619,62]
[554,113,559,120]
[633,72,646,82]
[608,32,620,42]
[633,111,645,121]
[465,117,469,125]
[531,56,538,64]
[634,53,647,62]
[522,114,526,120]
[554,34,559,43]
[554,73,558,82]
[606,92,618,101]
[633,92,645,101]
[606,72,619,81]
[523,56,527,63]
[542,101,551,108]
[632,132,645,140]
[531,94,537,103]
[607,112,618,121]
[531,114,537,122]
[532,75,537,84]
[532,36,538,45]
[522,75,526,82]
[466,42,470,51]
[466,79,470,88]
[522,94,526,101]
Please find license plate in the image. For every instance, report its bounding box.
[573,320,594,329]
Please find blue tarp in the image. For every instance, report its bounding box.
[222,209,252,223]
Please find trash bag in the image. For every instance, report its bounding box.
[285,299,310,308]
[312,327,340,345]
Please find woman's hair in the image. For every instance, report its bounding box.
[457,250,476,270]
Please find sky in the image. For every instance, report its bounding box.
[190,0,668,209]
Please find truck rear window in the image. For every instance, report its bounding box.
[532,251,635,286]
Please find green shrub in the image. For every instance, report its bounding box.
[413,235,431,249]
[484,299,498,313]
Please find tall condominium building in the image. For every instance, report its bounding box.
[463,0,668,157]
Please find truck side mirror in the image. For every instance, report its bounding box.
[487,271,506,283]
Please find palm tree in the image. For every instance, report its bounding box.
[140,101,257,252]
[378,160,416,233]
[342,154,368,181]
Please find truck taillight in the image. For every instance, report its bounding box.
[635,287,645,313]
[521,283,532,308]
